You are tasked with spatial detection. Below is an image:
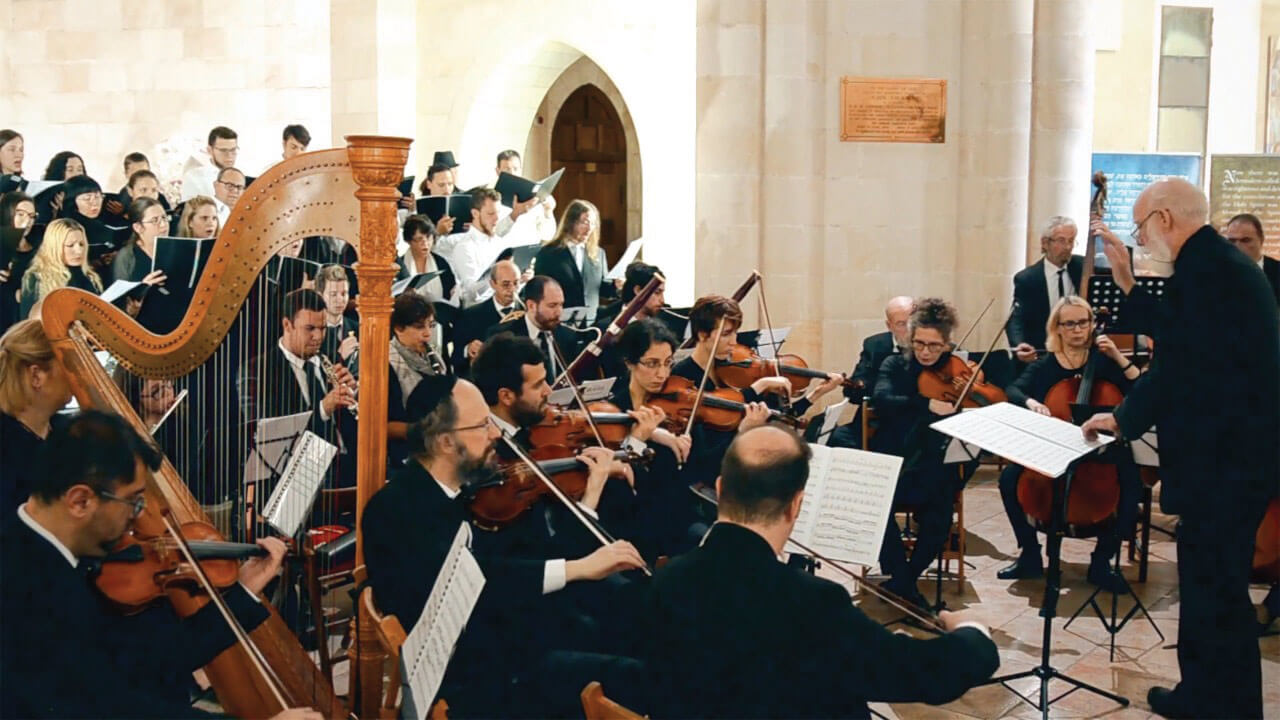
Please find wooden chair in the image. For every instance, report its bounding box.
[580,681,646,720]
[359,585,449,719]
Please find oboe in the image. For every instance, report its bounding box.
[318,355,359,420]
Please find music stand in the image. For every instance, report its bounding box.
[977,453,1129,716]
[242,411,312,538]
[1087,276,1167,335]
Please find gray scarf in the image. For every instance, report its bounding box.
[389,336,438,404]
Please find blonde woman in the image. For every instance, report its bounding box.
[532,198,620,318]
[0,318,72,520]
[176,195,219,239]
[19,218,103,319]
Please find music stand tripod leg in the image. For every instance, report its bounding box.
[977,460,1130,717]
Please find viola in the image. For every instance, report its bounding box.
[916,354,1007,409]
[646,374,804,433]
[714,343,862,397]
[527,402,635,449]
[94,520,270,613]
[468,444,652,530]
[1017,333,1126,528]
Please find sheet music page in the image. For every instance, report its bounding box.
[100,279,145,303]
[401,524,486,720]
[262,430,337,537]
[815,400,848,443]
[753,327,790,359]
[930,402,1112,478]
[605,237,645,280]
[791,445,902,567]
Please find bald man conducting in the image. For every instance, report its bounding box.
[639,426,999,718]
[830,296,913,449]
[1083,179,1279,719]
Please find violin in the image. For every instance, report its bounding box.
[94,521,270,613]
[1017,322,1126,527]
[715,343,862,397]
[646,374,804,432]
[917,354,1008,409]
[528,402,635,449]
[467,444,652,529]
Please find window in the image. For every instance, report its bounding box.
[1156,6,1212,154]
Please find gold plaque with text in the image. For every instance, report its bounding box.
[840,77,947,143]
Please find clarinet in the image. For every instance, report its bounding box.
[427,348,448,375]
[318,354,359,420]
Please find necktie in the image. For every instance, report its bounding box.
[540,331,556,379]
[1056,269,1065,299]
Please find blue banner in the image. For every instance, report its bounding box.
[1090,153,1202,243]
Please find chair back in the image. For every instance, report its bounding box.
[860,399,877,450]
[580,681,646,720]
[358,586,450,720]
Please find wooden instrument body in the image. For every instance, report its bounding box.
[917,355,1008,408]
[715,343,861,397]
[94,520,248,612]
[468,445,646,529]
[647,374,777,432]
[527,403,633,449]
[1016,375,1126,527]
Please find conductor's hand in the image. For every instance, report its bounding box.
[1081,412,1119,442]
[627,405,664,443]
[738,402,771,432]
[239,537,288,596]
[1014,342,1037,363]
[268,709,324,720]
[1091,218,1134,294]
[938,609,989,636]
[566,541,646,582]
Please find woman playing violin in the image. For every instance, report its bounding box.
[871,298,968,609]
[996,296,1140,591]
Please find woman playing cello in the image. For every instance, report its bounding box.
[995,296,1141,591]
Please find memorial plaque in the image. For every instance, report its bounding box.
[1210,154,1280,260]
[840,77,946,143]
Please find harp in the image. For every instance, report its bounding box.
[40,136,410,718]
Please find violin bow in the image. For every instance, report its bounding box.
[547,334,609,448]
[552,273,665,390]
[686,315,728,436]
[678,271,759,350]
[950,297,995,353]
[754,274,790,410]
[499,433,653,577]
[950,299,1017,412]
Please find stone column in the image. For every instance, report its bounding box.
[1026,0,1096,261]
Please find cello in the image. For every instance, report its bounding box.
[1016,319,1126,528]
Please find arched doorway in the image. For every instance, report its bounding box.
[550,84,628,265]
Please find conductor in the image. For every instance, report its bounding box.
[1081,178,1279,719]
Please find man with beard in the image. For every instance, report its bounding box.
[436,187,518,307]
[1083,178,1279,719]
[484,275,582,384]
[0,410,310,719]
[361,375,647,718]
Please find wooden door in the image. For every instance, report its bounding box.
[550,84,628,266]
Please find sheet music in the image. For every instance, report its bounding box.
[100,279,145,303]
[547,377,616,407]
[814,399,848,445]
[930,402,1113,478]
[605,237,645,281]
[790,445,902,567]
[401,524,486,720]
[753,327,790,359]
[261,430,337,537]
[242,411,313,486]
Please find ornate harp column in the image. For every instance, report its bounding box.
[346,135,412,718]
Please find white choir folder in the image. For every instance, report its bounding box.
[789,445,903,568]
[929,402,1113,479]
[401,523,486,720]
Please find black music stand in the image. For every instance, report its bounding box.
[978,453,1129,717]
[1087,276,1166,335]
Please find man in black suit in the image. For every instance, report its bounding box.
[1083,179,1279,719]
[0,410,307,720]
[1224,212,1280,305]
[484,275,582,385]
[1007,216,1084,364]
[593,262,669,379]
[361,376,647,717]
[639,425,999,719]
[830,295,913,449]
[451,259,521,376]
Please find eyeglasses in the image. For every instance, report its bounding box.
[1131,210,1159,240]
[97,489,146,518]
[139,216,167,226]
[911,340,948,353]
[216,181,246,191]
[452,416,499,434]
[636,358,674,370]
[1059,319,1093,331]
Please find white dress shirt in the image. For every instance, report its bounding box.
[1043,257,1075,307]
[401,251,445,300]
[569,242,586,272]
[437,225,509,307]
[277,339,332,421]
[18,504,78,568]
[214,197,231,228]
[180,163,218,202]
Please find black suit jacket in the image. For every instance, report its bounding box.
[450,297,517,377]
[1,515,268,718]
[361,461,547,712]
[845,331,898,403]
[1262,255,1280,306]
[1114,226,1279,515]
[1007,255,1084,350]
[532,244,616,315]
[640,523,998,719]
[484,315,583,383]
